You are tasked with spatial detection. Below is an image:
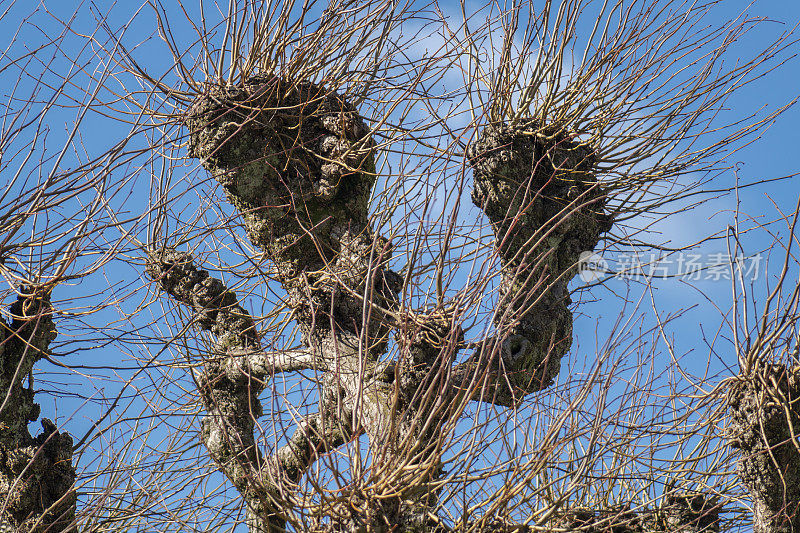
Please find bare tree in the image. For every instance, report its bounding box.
[2,0,799,531]
[0,3,154,531]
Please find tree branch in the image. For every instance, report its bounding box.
[269,413,352,485]
[223,348,323,383]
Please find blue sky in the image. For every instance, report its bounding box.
[1,0,799,530]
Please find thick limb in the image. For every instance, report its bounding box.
[728,363,800,533]
[146,249,346,531]
[183,77,449,530]
[223,348,322,383]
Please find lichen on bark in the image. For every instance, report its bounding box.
[177,76,455,530]
[185,76,399,351]
[185,76,376,268]
[556,494,721,533]
[145,249,284,531]
[727,362,800,533]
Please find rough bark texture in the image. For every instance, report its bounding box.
[161,76,438,531]
[728,362,800,533]
[555,497,720,533]
[0,288,76,532]
[552,494,721,533]
[460,123,612,406]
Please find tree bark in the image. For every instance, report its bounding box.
[728,362,800,533]
[454,122,611,406]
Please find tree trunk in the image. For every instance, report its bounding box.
[0,288,76,533]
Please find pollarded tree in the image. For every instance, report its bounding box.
[87,0,800,531]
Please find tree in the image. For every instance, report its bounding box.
[0,4,137,531]
[1,0,799,531]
